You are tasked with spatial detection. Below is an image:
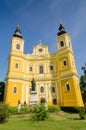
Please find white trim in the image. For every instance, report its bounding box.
[26,62,28,74]
[26,85,29,103]
[23,61,24,72]
[46,83,48,101]
[59,81,62,103]
[12,85,18,94]
[65,82,71,91]
[12,56,23,61]
[22,84,24,103]
[56,82,59,101]
[15,63,18,69]
[48,83,52,102]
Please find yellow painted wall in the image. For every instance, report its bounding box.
[5,81,22,106]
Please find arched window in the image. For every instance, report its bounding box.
[16,44,20,50]
[15,63,18,69]
[63,60,67,66]
[40,86,44,93]
[60,41,64,47]
[13,87,17,93]
[52,87,55,93]
[66,83,70,91]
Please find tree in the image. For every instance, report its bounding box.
[0,82,5,102]
[80,64,86,104]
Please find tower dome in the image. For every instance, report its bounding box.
[13,24,22,39]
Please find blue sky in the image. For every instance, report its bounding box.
[0,0,86,81]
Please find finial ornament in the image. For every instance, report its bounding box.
[60,20,62,25]
[17,23,20,28]
[39,40,42,44]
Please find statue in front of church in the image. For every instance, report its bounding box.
[31,78,36,91]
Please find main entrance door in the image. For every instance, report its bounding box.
[40,97,45,103]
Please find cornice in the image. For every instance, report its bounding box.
[60,72,79,78]
[5,75,57,82]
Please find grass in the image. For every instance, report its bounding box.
[0,112,86,130]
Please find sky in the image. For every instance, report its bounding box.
[0,0,86,81]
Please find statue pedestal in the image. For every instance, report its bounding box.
[30,91,38,106]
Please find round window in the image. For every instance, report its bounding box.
[39,48,42,52]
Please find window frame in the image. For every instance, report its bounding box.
[13,86,17,94]
[15,63,18,69]
[39,48,43,52]
[52,87,55,93]
[63,60,67,66]
[30,66,32,71]
[40,86,44,93]
[16,44,20,50]
[50,65,54,71]
[66,83,70,91]
[39,65,44,74]
[60,41,64,47]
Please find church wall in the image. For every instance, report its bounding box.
[4,23,84,107]
[5,80,22,106]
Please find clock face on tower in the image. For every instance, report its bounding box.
[39,48,42,52]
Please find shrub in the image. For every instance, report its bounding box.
[48,105,60,113]
[0,103,9,123]
[20,107,30,114]
[31,104,48,121]
[8,107,18,115]
[78,107,86,120]
[29,105,41,113]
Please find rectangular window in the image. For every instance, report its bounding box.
[50,65,53,70]
[52,87,55,93]
[30,67,32,71]
[13,87,17,93]
[39,66,43,74]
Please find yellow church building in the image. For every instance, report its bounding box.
[4,23,83,107]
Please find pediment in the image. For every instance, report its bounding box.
[32,41,49,55]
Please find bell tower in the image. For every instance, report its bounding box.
[56,22,84,106]
[10,24,24,53]
[5,24,26,106]
[57,21,72,51]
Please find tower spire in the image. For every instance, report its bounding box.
[13,24,22,39]
[57,21,67,36]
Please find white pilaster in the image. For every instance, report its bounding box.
[26,84,29,103]
[22,84,24,103]
[56,82,59,102]
[46,83,48,102]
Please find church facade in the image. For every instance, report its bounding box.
[4,23,84,107]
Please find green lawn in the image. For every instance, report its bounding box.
[0,112,86,130]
